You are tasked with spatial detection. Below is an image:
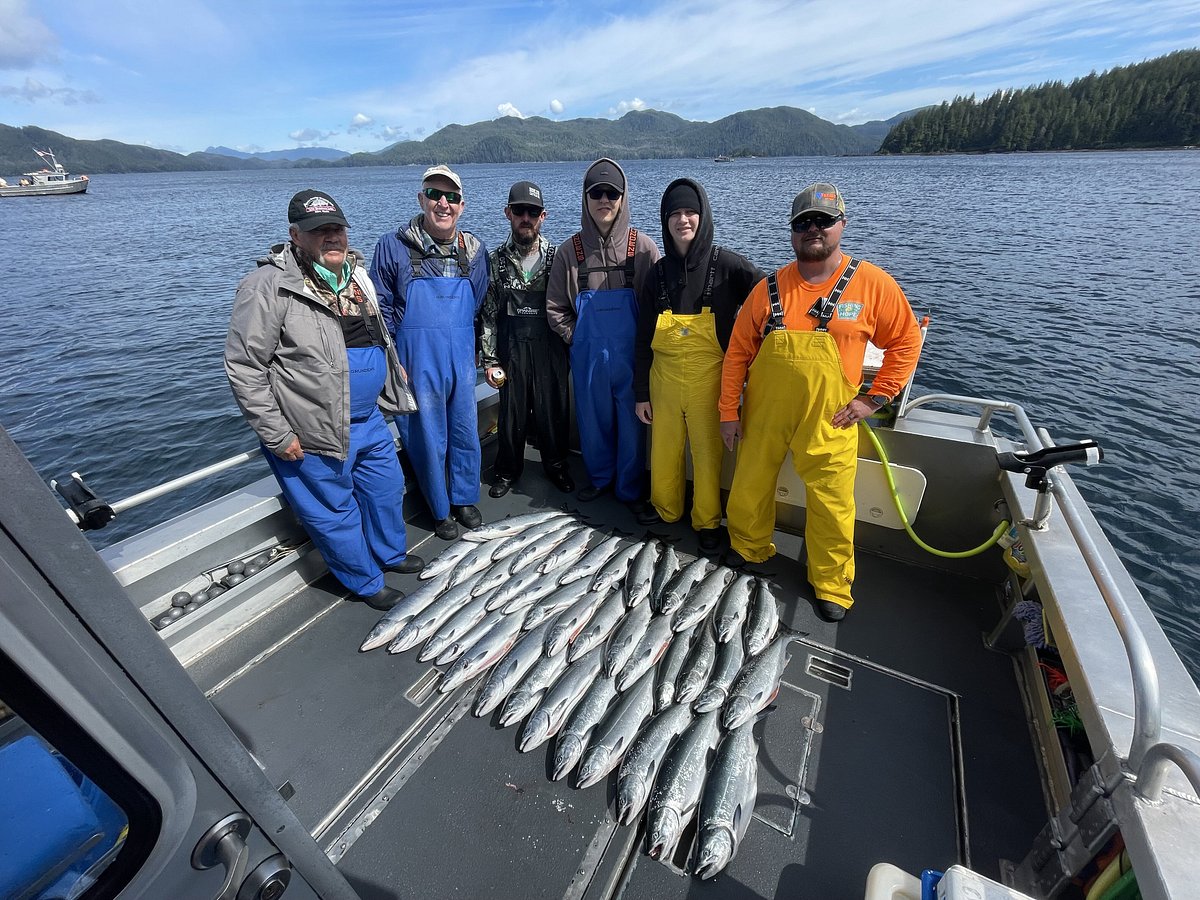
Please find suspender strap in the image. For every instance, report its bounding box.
[624,228,638,286]
[455,232,469,278]
[572,234,587,294]
[656,261,669,312]
[806,256,860,332]
[702,247,719,302]
[763,273,784,336]
[573,228,639,294]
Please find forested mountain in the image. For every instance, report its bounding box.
[0,125,275,174]
[2,107,906,175]
[207,145,349,161]
[879,50,1200,153]
[328,107,889,167]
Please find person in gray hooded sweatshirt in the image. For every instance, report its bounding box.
[546,158,660,507]
[633,178,763,549]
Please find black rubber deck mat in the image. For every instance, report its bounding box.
[336,688,615,900]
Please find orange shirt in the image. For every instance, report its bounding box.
[719,254,922,421]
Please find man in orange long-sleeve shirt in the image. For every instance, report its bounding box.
[718,183,921,622]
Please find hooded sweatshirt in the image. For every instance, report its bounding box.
[545,158,660,344]
[633,177,764,403]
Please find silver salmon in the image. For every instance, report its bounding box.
[461,510,569,542]
[615,702,694,826]
[615,615,675,692]
[624,541,660,608]
[650,544,681,611]
[544,589,609,657]
[604,595,651,678]
[744,578,781,657]
[575,670,655,789]
[692,627,745,713]
[473,617,556,718]
[558,534,622,586]
[646,709,721,861]
[439,610,525,694]
[693,719,759,879]
[552,671,619,782]
[655,621,697,711]
[388,578,477,654]
[566,590,627,662]
[359,569,451,652]
[723,635,788,730]
[498,650,570,728]
[675,623,717,704]
[659,556,709,615]
[672,567,732,632]
[518,646,605,752]
[713,574,755,644]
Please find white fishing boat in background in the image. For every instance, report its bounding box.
[0,148,89,197]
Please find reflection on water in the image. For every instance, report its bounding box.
[2,151,1198,682]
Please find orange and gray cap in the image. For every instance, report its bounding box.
[789,182,845,222]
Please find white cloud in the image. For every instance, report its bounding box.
[608,97,647,116]
[0,0,57,69]
[289,127,336,143]
[350,113,373,129]
[342,0,1198,136]
[549,98,564,114]
[0,76,99,104]
[497,101,524,118]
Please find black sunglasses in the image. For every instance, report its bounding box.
[587,187,622,202]
[792,214,843,233]
[423,186,463,204]
[510,204,542,219]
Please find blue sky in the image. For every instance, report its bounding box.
[1,0,1197,155]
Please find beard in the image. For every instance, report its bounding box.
[512,225,539,251]
[795,237,836,262]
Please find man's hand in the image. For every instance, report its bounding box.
[720,419,742,451]
[832,396,875,429]
[635,401,653,425]
[277,437,304,461]
[485,366,505,388]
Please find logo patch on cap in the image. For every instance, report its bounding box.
[817,191,838,203]
[304,197,337,214]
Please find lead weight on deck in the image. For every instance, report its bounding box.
[171,590,191,607]
[223,572,246,587]
[227,559,246,575]
[243,563,261,577]
[251,552,272,567]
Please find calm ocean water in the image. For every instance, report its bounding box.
[2,153,1198,681]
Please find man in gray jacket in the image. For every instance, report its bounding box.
[225,189,423,611]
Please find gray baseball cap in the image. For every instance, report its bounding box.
[790,182,845,222]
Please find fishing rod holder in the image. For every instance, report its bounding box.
[997,439,1103,531]
[51,471,115,531]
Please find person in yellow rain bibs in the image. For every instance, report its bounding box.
[718,183,922,622]
[634,179,763,552]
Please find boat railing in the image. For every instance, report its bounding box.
[901,393,1200,799]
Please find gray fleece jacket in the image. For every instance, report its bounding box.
[545,158,661,344]
[225,243,406,460]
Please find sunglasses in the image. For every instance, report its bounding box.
[587,187,622,202]
[423,186,462,204]
[510,204,542,219]
[792,214,843,233]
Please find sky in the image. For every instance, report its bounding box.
[1,0,1198,155]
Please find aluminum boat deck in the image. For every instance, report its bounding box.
[191,454,1046,899]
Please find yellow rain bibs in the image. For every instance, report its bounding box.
[726,265,861,609]
[648,307,726,529]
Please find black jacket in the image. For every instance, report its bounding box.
[634,178,763,402]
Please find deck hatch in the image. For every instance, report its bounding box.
[404,667,442,706]
[806,654,853,689]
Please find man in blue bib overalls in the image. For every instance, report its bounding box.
[371,166,491,541]
[225,190,423,611]
[546,158,660,510]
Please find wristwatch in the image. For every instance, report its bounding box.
[865,394,890,408]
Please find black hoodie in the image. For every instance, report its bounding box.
[633,177,764,403]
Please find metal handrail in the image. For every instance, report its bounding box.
[1135,742,1200,801]
[901,393,1171,775]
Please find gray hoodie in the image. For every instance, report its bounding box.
[545,158,660,344]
